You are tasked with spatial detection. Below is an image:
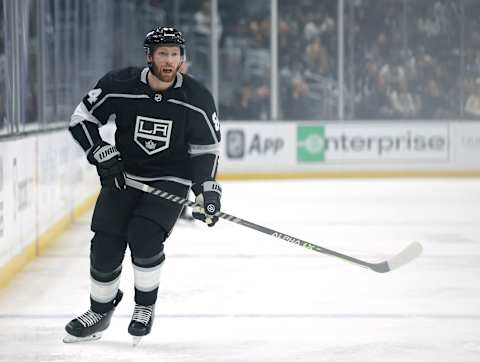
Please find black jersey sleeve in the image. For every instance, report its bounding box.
[68,73,117,151]
[185,87,221,190]
[81,74,117,125]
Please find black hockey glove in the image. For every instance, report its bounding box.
[192,180,222,227]
[86,141,126,190]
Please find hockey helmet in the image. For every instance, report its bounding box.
[144,27,186,57]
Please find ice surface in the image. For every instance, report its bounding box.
[0,179,479,361]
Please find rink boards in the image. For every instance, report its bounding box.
[219,121,480,178]
[0,131,99,286]
[1,121,480,285]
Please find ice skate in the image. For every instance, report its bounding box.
[128,303,155,346]
[63,289,123,343]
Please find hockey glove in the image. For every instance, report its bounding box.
[87,141,126,190]
[192,180,222,227]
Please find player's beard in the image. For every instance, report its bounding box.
[151,63,179,83]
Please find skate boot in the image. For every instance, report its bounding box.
[63,289,123,343]
[128,303,155,346]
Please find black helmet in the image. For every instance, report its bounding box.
[144,27,185,56]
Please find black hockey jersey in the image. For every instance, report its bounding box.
[69,67,221,188]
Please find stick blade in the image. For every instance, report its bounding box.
[370,242,423,273]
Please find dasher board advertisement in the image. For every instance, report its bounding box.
[296,123,449,163]
[220,122,456,175]
[222,122,293,171]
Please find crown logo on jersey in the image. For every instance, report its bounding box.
[145,140,157,150]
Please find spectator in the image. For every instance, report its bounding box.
[465,78,480,117]
[420,79,449,118]
[357,60,393,119]
[389,80,417,118]
[291,76,313,120]
[379,56,407,94]
[306,37,331,75]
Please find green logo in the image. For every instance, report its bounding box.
[297,126,326,162]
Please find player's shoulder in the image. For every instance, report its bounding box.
[180,73,214,105]
[98,67,144,91]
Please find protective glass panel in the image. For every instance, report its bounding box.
[51,0,71,123]
[219,0,271,120]
[43,0,57,123]
[0,1,7,135]
[463,0,480,119]
[112,0,171,70]
[176,0,212,90]
[405,0,461,119]
[20,0,40,128]
[279,0,338,120]
[351,0,461,120]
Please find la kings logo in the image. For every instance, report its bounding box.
[134,116,172,155]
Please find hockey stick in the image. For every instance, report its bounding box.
[125,178,422,273]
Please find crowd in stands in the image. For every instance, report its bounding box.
[354,0,460,119]
[216,0,480,121]
[0,0,480,129]
[278,0,337,120]
[216,1,271,120]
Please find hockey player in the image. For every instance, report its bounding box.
[64,27,221,345]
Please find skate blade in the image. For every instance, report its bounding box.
[63,332,102,343]
[132,336,142,347]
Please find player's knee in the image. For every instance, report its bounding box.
[90,231,127,272]
[128,217,166,266]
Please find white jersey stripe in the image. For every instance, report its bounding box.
[188,143,220,156]
[211,154,219,178]
[80,122,93,148]
[91,94,150,113]
[70,102,101,127]
[125,173,193,187]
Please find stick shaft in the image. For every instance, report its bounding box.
[125,178,419,273]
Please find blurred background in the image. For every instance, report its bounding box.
[1,0,480,134]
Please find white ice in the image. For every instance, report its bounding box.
[0,179,479,362]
